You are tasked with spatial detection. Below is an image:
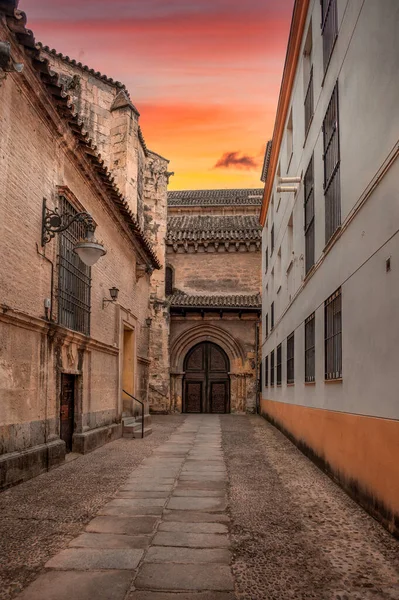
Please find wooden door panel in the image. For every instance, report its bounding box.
[210,381,227,414]
[60,374,75,451]
[185,381,202,413]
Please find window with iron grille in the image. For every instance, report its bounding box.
[270,224,275,255]
[271,302,274,329]
[287,333,295,384]
[270,350,275,386]
[165,266,173,296]
[321,0,338,73]
[265,313,269,338]
[276,344,282,385]
[305,313,315,382]
[265,247,269,273]
[323,83,341,243]
[264,355,269,387]
[304,155,315,274]
[303,23,313,136]
[58,196,91,335]
[325,288,342,380]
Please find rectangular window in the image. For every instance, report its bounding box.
[286,109,293,168]
[271,302,275,330]
[265,313,269,338]
[276,344,282,385]
[325,288,342,380]
[323,83,341,243]
[287,333,295,384]
[271,224,275,255]
[303,23,313,135]
[270,350,275,386]
[265,247,269,273]
[58,196,91,335]
[264,355,269,387]
[304,155,315,274]
[321,0,338,73]
[305,313,315,382]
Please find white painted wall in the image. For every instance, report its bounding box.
[262,0,399,420]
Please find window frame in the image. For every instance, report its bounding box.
[324,288,342,380]
[305,312,316,383]
[276,343,282,386]
[57,195,91,336]
[264,355,269,387]
[304,155,315,274]
[321,0,338,74]
[286,332,295,384]
[323,82,341,244]
[271,301,275,330]
[270,350,275,386]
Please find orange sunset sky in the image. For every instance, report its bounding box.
[22,0,294,190]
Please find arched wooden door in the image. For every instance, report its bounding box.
[183,342,230,414]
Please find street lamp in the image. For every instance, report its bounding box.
[41,199,106,266]
[102,287,119,309]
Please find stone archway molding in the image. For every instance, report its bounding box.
[170,323,245,373]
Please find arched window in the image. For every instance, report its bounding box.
[165,266,173,296]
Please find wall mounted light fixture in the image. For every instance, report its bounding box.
[41,198,106,266]
[102,287,119,309]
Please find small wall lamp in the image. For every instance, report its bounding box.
[145,317,152,327]
[103,287,119,309]
[41,199,106,266]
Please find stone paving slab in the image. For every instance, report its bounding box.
[116,491,170,499]
[87,516,158,535]
[16,570,134,600]
[167,497,227,511]
[99,505,164,517]
[120,485,173,492]
[159,521,228,534]
[107,498,166,507]
[135,563,234,591]
[45,548,143,570]
[175,481,226,490]
[69,533,151,549]
[163,510,230,523]
[144,546,231,563]
[127,592,235,600]
[153,531,230,548]
[172,489,225,497]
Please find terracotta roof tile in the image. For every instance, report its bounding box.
[168,188,263,207]
[170,292,261,309]
[167,215,262,243]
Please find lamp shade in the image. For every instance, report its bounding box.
[74,240,106,266]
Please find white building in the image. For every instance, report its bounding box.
[260,0,399,537]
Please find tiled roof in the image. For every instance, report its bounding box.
[170,292,262,309]
[167,215,262,243]
[261,141,272,183]
[168,189,263,207]
[39,44,126,89]
[0,2,160,269]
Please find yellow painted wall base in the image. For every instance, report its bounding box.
[260,398,399,538]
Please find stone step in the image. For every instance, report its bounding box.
[123,424,153,439]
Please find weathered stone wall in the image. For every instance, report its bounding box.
[143,153,171,412]
[167,248,261,295]
[0,24,155,487]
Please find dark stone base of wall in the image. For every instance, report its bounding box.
[72,423,122,454]
[0,439,65,491]
[261,408,399,540]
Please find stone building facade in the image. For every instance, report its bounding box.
[0,3,169,488]
[152,189,263,415]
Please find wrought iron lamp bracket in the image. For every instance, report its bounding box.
[41,198,96,246]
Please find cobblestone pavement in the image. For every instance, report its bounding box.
[2,414,399,600]
[221,414,399,600]
[0,416,186,600]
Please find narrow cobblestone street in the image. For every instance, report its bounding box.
[1,415,398,600]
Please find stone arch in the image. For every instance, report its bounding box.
[170,323,245,373]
